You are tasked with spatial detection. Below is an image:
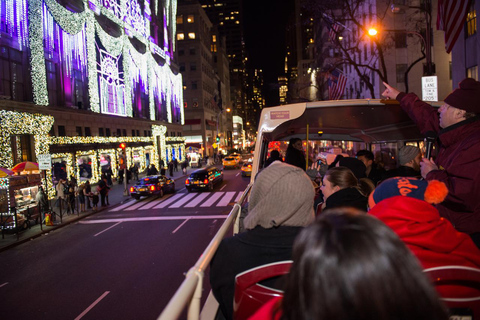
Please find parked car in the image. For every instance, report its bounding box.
[130,175,175,200]
[222,156,239,169]
[185,166,223,192]
[241,162,252,177]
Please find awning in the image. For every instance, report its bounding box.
[206,120,216,126]
[184,119,201,125]
[186,143,202,149]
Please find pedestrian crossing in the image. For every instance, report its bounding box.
[108,191,245,212]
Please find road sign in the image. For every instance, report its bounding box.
[422,76,438,101]
[37,154,52,170]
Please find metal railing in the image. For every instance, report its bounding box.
[158,183,253,320]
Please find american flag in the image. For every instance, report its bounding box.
[328,69,347,100]
[437,0,471,53]
[323,14,340,42]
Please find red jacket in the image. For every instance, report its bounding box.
[369,196,480,298]
[398,92,480,234]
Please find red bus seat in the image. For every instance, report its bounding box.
[233,260,292,320]
[424,266,480,317]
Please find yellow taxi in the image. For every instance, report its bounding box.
[241,162,252,177]
[230,153,241,163]
[223,156,239,169]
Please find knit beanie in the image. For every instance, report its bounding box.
[444,78,480,113]
[338,157,366,179]
[368,177,448,209]
[398,146,420,166]
[244,161,315,229]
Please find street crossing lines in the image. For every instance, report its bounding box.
[153,193,184,209]
[200,192,224,207]
[169,193,198,208]
[184,193,209,207]
[138,194,173,210]
[217,192,236,207]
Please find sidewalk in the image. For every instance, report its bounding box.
[0,167,192,253]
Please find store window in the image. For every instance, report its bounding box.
[77,156,93,181]
[11,134,34,164]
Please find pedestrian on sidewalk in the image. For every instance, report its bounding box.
[173,158,178,172]
[168,160,174,177]
[91,192,99,211]
[85,180,92,209]
[35,186,49,221]
[78,183,86,212]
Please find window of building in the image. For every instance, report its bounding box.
[192,81,198,89]
[76,126,83,136]
[99,127,104,136]
[177,15,183,24]
[58,125,66,136]
[466,3,477,37]
[212,35,217,42]
[178,49,184,56]
[11,135,33,164]
[189,47,196,55]
[211,44,217,52]
[144,130,147,136]
[193,99,198,108]
[122,129,126,136]
[136,130,140,136]
[394,33,407,48]
[396,64,407,83]
[188,32,196,39]
[177,33,185,41]
[187,15,194,23]
[132,129,136,136]
[106,128,111,137]
[467,65,478,80]
[171,132,176,137]
[49,126,55,136]
[85,127,91,136]
[180,63,185,72]
[177,132,182,137]
[190,63,197,71]
[117,128,121,136]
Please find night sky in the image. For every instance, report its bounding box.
[242,0,294,106]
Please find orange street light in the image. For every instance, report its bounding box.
[367,28,378,36]
[226,108,231,112]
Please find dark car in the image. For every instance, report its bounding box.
[185,166,223,192]
[130,175,175,200]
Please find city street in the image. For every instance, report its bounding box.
[0,168,249,320]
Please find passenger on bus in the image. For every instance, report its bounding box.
[264,149,282,168]
[383,78,480,248]
[209,161,315,320]
[319,167,369,212]
[249,209,449,320]
[368,177,480,299]
[356,150,386,185]
[285,138,306,171]
[381,145,421,182]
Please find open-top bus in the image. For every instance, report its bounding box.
[158,98,444,320]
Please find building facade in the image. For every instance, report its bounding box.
[0,0,185,198]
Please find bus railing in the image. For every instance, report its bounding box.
[158,183,253,320]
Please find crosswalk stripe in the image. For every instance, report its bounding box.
[235,192,243,203]
[169,193,198,208]
[79,215,227,224]
[125,197,157,211]
[200,192,224,207]
[139,194,173,210]
[217,191,237,207]
[183,193,210,207]
[153,193,184,209]
[108,200,135,212]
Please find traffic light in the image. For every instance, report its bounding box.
[216,135,220,143]
[119,142,126,149]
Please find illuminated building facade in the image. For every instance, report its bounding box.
[0,0,185,197]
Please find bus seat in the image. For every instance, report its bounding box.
[233,261,292,320]
[424,266,480,317]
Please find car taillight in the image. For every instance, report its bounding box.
[248,164,252,168]
[204,179,209,184]
[186,179,190,185]
[130,187,134,192]
[150,185,156,191]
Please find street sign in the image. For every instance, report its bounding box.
[422,76,438,101]
[37,154,52,170]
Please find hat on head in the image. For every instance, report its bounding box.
[244,161,315,229]
[398,146,420,166]
[368,177,448,209]
[444,78,480,113]
[338,157,366,179]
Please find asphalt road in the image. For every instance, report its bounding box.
[0,168,250,320]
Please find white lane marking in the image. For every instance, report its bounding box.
[153,193,184,208]
[172,218,190,234]
[94,221,122,237]
[79,215,227,224]
[184,193,209,207]
[236,173,240,176]
[217,191,237,207]
[125,197,156,211]
[220,184,227,191]
[74,291,110,320]
[200,192,224,207]
[139,194,173,210]
[108,200,134,212]
[0,282,8,288]
[169,193,198,208]
[235,192,243,203]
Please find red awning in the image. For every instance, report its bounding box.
[184,119,201,125]
[186,143,202,149]
[206,120,216,126]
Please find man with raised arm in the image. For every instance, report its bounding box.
[382,78,480,247]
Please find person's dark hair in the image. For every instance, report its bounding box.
[278,208,448,320]
[287,138,302,150]
[324,167,358,190]
[270,150,280,158]
[356,149,374,161]
[328,154,344,169]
